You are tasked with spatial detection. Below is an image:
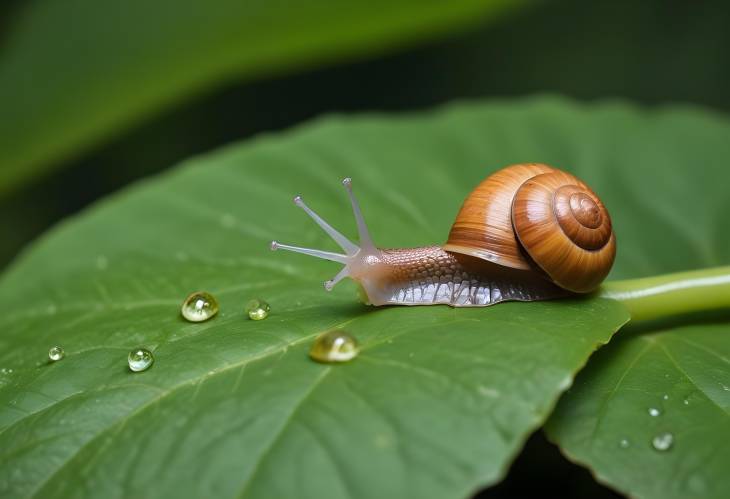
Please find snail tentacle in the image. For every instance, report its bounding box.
[293,195,359,255]
[271,177,383,292]
[342,177,376,252]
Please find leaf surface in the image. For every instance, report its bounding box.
[0,97,636,498]
[5,96,730,498]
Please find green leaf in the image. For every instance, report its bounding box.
[546,324,730,499]
[0,0,522,197]
[542,102,730,497]
[0,97,635,498]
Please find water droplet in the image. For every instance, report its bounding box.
[309,330,359,363]
[619,438,630,448]
[246,299,270,321]
[181,291,219,322]
[722,385,730,392]
[683,398,689,405]
[662,394,669,400]
[128,348,154,372]
[648,407,661,417]
[48,346,65,362]
[651,432,674,451]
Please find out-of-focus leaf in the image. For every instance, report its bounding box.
[0,0,523,196]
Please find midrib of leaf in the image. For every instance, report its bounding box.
[549,331,730,499]
[21,322,343,499]
[234,366,333,499]
[587,340,654,447]
[19,315,480,498]
[554,332,730,448]
[656,337,730,417]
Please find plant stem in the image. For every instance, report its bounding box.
[598,266,730,323]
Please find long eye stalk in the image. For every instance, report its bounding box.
[270,178,375,290]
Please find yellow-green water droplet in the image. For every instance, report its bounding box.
[309,330,359,363]
[651,432,674,451]
[48,346,65,362]
[181,291,219,322]
[246,299,271,320]
[128,348,154,372]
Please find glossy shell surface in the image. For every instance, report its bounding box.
[444,163,554,270]
[512,170,615,293]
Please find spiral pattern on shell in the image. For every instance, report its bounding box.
[512,169,615,293]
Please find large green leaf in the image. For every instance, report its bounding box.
[0,0,521,197]
[541,103,730,496]
[2,96,729,498]
[0,96,634,498]
[546,323,730,499]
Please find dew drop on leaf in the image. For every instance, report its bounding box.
[662,394,669,400]
[128,348,154,372]
[181,291,219,322]
[619,438,630,449]
[48,346,65,362]
[310,330,359,363]
[648,407,661,417]
[246,299,270,321]
[651,432,674,451]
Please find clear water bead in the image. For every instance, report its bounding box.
[619,439,630,449]
[181,291,219,322]
[246,299,271,320]
[648,407,661,417]
[48,346,65,362]
[128,348,154,372]
[651,432,674,451]
[310,330,359,363]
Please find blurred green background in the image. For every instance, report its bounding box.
[1,1,728,496]
[3,0,730,271]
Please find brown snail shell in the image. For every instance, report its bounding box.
[444,163,615,293]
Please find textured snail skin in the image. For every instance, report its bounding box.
[351,246,565,306]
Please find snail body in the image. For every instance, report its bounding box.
[271,164,616,307]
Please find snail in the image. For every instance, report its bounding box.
[271,163,616,307]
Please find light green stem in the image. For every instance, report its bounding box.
[598,266,730,323]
